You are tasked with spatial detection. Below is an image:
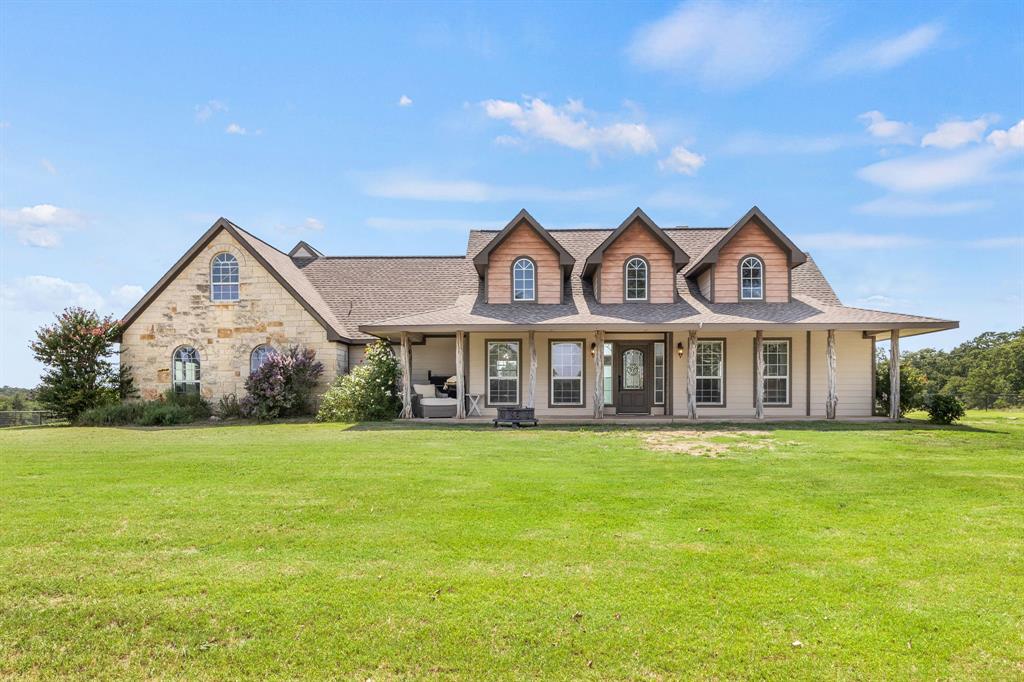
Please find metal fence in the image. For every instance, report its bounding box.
[0,410,62,427]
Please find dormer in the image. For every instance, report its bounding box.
[687,206,806,303]
[473,209,575,304]
[288,240,323,259]
[582,208,689,304]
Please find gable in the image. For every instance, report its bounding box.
[485,219,564,304]
[597,219,678,304]
[472,209,574,277]
[582,208,689,279]
[712,219,791,303]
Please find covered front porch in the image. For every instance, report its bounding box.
[375,326,920,422]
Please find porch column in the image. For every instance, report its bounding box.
[825,329,838,420]
[889,330,900,420]
[399,331,413,419]
[455,330,465,419]
[754,330,765,419]
[525,330,537,408]
[593,330,605,419]
[687,329,698,420]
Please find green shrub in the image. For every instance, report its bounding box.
[925,394,966,425]
[78,402,146,426]
[317,340,401,422]
[77,391,210,426]
[875,351,928,417]
[217,393,244,419]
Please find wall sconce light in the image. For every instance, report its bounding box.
[590,342,597,357]
[676,341,685,357]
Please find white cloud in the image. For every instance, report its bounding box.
[921,116,996,149]
[480,97,657,157]
[109,284,145,308]
[361,172,623,203]
[367,217,505,232]
[626,0,815,88]
[856,147,1001,193]
[658,145,706,175]
[398,95,413,107]
[969,236,1024,249]
[40,158,58,175]
[987,119,1024,150]
[796,232,933,250]
[1,204,85,248]
[858,111,914,143]
[303,217,324,231]
[721,132,850,155]
[0,275,105,312]
[225,122,247,135]
[854,196,991,216]
[195,99,228,122]
[823,23,943,75]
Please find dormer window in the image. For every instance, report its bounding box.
[625,257,649,301]
[211,252,239,301]
[512,257,536,301]
[740,256,764,301]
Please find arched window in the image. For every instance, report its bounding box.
[625,257,648,301]
[211,252,239,301]
[740,256,764,300]
[250,345,275,374]
[512,257,536,301]
[172,346,201,394]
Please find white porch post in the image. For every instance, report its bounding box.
[889,329,901,420]
[399,331,413,419]
[525,330,537,409]
[687,329,698,420]
[754,330,765,419]
[825,329,838,420]
[593,330,605,419]
[455,330,465,419]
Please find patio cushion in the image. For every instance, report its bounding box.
[420,397,457,407]
[413,384,438,397]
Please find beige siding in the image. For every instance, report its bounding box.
[598,220,675,304]
[119,229,342,401]
[713,220,790,303]
[486,221,562,304]
[410,336,456,383]
[809,331,873,417]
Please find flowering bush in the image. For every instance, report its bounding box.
[241,346,324,420]
[317,340,401,422]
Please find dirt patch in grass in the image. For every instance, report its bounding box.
[642,429,794,457]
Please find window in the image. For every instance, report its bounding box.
[761,339,790,405]
[550,341,583,405]
[603,342,613,405]
[250,344,275,374]
[625,257,648,301]
[654,342,665,405]
[172,346,201,394]
[211,253,239,301]
[512,258,536,302]
[487,341,520,405]
[695,340,724,405]
[740,256,763,300]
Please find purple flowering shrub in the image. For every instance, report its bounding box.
[241,345,324,420]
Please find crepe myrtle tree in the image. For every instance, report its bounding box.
[30,307,129,420]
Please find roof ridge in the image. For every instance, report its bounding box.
[311,255,467,260]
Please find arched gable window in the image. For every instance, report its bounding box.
[172,346,201,394]
[625,257,649,301]
[211,252,239,301]
[250,345,275,374]
[512,257,536,302]
[740,256,764,300]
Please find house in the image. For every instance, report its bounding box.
[117,206,957,420]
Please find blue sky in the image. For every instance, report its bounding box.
[1,0,1022,387]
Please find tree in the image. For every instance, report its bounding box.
[30,307,123,420]
[10,393,25,411]
[876,349,927,417]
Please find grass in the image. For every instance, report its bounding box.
[1,412,1022,679]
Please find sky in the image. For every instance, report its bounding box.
[1,0,1022,388]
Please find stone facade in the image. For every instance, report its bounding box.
[119,230,344,401]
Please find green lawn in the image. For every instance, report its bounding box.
[2,413,1022,679]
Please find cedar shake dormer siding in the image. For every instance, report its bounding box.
[485,221,562,304]
[712,219,790,303]
[598,221,676,304]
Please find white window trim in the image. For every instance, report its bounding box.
[762,339,790,406]
[549,340,584,406]
[740,256,764,301]
[653,341,665,405]
[695,340,724,406]
[487,340,520,406]
[210,252,240,302]
[172,346,201,394]
[625,257,649,301]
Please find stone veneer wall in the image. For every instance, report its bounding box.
[119,229,345,401]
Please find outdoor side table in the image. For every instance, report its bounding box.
[466,394,483,417]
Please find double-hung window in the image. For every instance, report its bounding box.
[695,340,724,405]
[550,341,583,405]
[761,339,790,405]
[487,341,520,405]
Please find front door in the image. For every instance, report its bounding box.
[615,343,651,414]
